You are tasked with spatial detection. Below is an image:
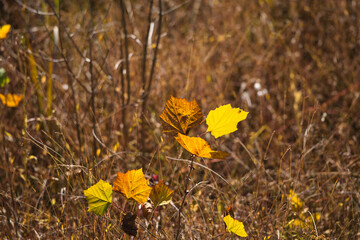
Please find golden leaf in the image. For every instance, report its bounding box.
[0,24,11,39]
[206,104,248,138]
[149,181,174,207]
[0,94,23,107]
[160,95,203,135]
[175,133,229,159]
[223,215,248,237]
[113,168,152,204]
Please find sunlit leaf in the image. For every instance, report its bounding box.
[288,189,304,210]
[223,215,248,237]
[0,24,11,39]
[84,179,112,216]
[206,104,248,138]
[149,181,174,207]
[0,68,10,87]
[113,168,152,204]
[0,94,23,107]
[175,133,229,159]
[160,95,204,135]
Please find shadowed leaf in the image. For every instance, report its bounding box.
[121,213,138,236]
[149,181,174,207]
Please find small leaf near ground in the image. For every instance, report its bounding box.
[0,24,11,39]
[175,133,229,159]
[0,94,23,107]
[149,181,174,207]
[121,213,138,236]
[160,95,204,136]
[83,179,112,216]
[0,68,10,87]
[288,189,304,210]
[113,168,152,204]
[206,104,248,138]
[223,215,248,237]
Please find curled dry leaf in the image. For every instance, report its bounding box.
[141,201,153,220]
[113,168,152,204]
[149,181,174,207]
[175,133,229,159]
[206,104,248,138]
[160,95,204,136]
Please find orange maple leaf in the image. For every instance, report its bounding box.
[175,133,229,159]
[113,168,152,204]
[159,96,203,135]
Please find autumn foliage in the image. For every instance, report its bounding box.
[1,1,359,239]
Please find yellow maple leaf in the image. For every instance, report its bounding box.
[175,133,229,159]
[0,93,23,107]
[206,104,248,138]
[223,215,248,237]
[149,181,174,207]
[160,96,203,135]
[113,168,152,204]
[0,24,11,39]
[83,179,112,216]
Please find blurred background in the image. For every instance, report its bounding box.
[0,0,359,238]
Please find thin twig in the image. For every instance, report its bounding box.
[166,156,233,190]
[140,0,162,152]
[175,155,195,239]
[89,0,97,162]
[146,0,162,96]
[141,0,154,94]
[308,210,319,237]
[41,3,83,152]
[120,0,131,105]
[44,0,87,60]
[15,0,54,16]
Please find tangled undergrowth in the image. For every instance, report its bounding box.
[0,0,359,239]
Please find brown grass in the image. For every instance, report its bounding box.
[0,0,359,239]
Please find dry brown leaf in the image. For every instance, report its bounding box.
[160,95,203,135]
[149,181,174,207]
